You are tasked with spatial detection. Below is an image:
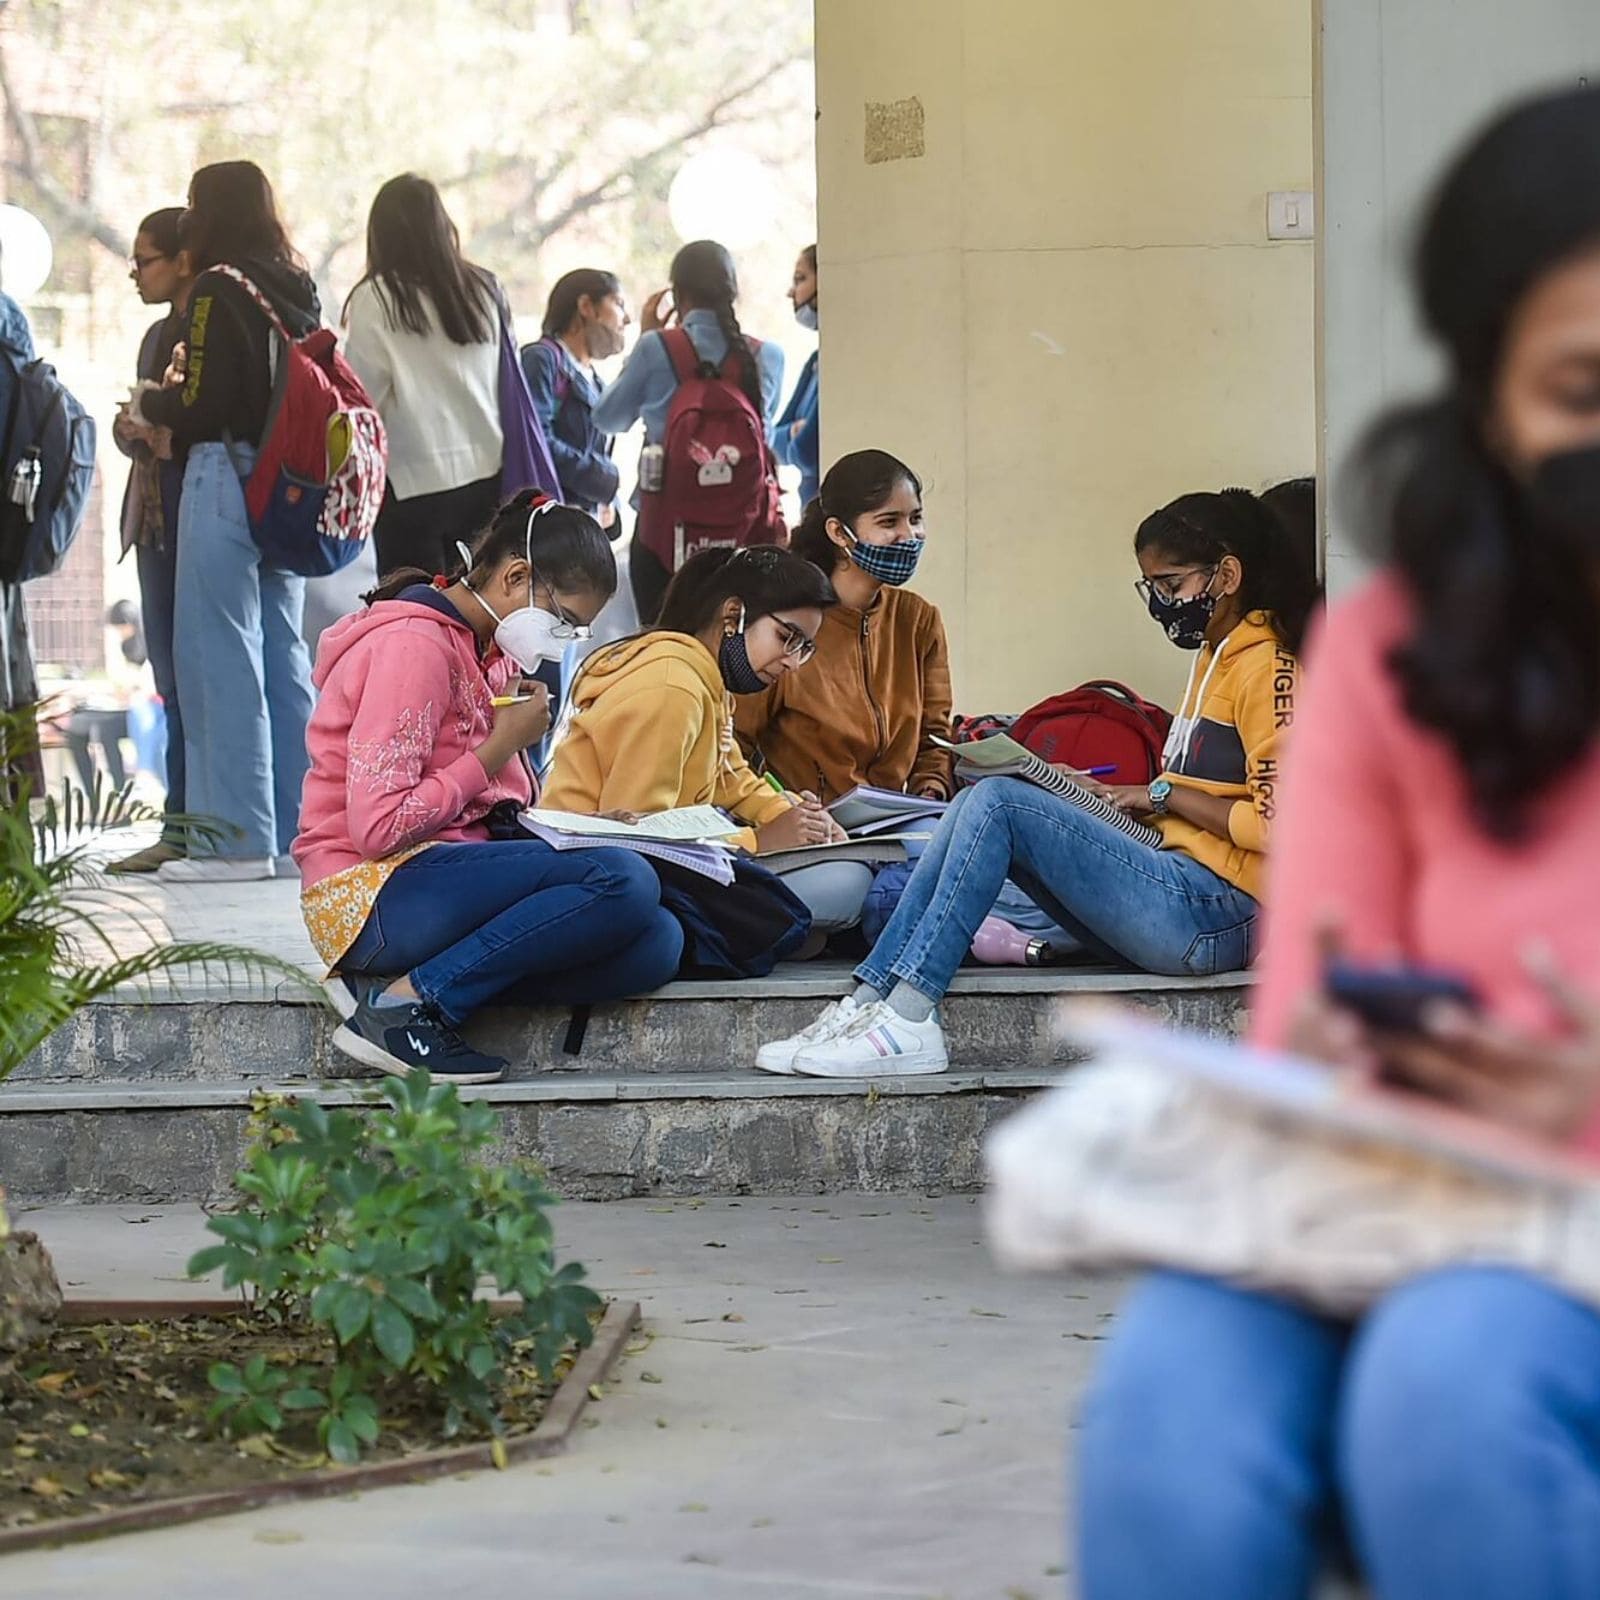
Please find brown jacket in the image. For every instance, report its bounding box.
[734,586,954,802]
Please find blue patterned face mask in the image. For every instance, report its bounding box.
[848,532,925,587]
[718,605,769,695]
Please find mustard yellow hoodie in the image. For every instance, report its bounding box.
[1157,612,1298,901]
[542,632,794,853]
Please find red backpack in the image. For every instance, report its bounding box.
[212,265,387,578]
[636,326,786,573]
[1009,681,1173,784]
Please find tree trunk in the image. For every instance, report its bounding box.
[0,1231,63,1354]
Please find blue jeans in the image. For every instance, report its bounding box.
[340,839,684,1023]
[173,441,313,859]
[136,535,183,834]
[856,779,1258,1000]
[1078,1269,1600,1599]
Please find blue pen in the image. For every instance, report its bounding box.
[1084,765,1117,778]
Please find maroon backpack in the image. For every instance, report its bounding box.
[1009,681,1172,784]
[636,326,786,573]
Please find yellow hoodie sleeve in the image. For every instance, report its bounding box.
[1227,639,1298,854]
[717,737,795,843]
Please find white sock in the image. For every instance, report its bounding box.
[887,982,935,1024]
[851,982,886,1008]
[372,985,415,1010]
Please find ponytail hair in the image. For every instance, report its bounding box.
[791,449,923,573]
[542,268,622,339]
[362,490,617,606]
[670,239,761,414]
[1134,486,1322,658]
[656,546,837,637]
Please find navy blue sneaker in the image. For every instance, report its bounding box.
[331,995,508,1085]
[322,971,379,1022]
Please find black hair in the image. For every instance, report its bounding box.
[792,449,923,572]
[185,160,301,271]
[801,243,817,273]
[670,240,761,414]
[1351,85,1600,839]
[655,546,837,637]
[542,268,622,339]
[344,173,493,345]
[364,490,616,606]
[1135,487,1322,658]
[1260,476,1316,556]
[136,208,185,259]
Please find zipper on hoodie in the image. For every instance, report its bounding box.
[859,612,888,770]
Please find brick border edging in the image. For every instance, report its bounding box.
[0,1298,640,1556]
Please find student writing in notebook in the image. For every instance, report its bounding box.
[754,486,1320,1077]
[1078,89,1600,1600]
[293,494,682,1084]
[543,547,879,939]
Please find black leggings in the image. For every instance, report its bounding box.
[373,472,502,579]
[629,541,674,626]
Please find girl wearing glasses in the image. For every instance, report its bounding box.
[755,486,1321,1077]
[544,547,880,933]
[293,492,682,1084]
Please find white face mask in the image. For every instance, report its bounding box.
[458,519,585,672]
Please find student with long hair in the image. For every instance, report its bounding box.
[296,492,681,1083]
[591,240,785,624]
[774,244,820,509]
[343,173,505,578]
[736,448,951,804]
[1077,86,1600,1600]
[523,268,628,525]
[755,486,1320,1076]
[135,160,319,881]
[109,206,196,874]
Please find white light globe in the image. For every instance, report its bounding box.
[0,205,52,298]
[668,149,778,250]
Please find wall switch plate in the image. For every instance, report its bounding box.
[1267,190,1316,240]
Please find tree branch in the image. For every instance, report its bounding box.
[0,37,129,260]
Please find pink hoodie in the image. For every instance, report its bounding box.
[292,595,533,889]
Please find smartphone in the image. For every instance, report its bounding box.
[1324,959,1482,1034]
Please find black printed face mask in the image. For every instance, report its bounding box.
[1528,441,1600,553]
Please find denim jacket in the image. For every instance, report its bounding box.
[520,336,620,514]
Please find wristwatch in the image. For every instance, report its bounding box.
[1147,777,1174,816]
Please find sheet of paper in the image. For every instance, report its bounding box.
[521,805,742,842]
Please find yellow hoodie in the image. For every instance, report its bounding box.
[542,632,794,853]
[1156,612,1298,901]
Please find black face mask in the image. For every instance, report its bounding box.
[718,630,768,695]
[1145,573,1218,651]
[1528,442,1600,552]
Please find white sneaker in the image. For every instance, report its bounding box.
[753,995,861,1075]
[792,999,950,1078]
[159,856,277,883]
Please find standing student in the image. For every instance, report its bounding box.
[134,160,318,882]
[523,269,627,524]
[296,493,681,1083]
[774,245,820,509]
[0,268,39,799]
[592,240,785,625]
[736,448,951,805]
[1077,86,1600,1600]
[754,487,1320,1076]
[109,206,194,874]
[343,174,505,579]
[543,547,882,935]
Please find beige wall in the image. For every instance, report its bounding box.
[815,0,1315,711]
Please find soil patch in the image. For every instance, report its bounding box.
[0,1305,608,1536]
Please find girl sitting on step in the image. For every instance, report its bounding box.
[293,493,683,1085]
[753,485,1321,1078]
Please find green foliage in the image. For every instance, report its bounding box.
[189,1072,601,1463]
[0,706,307,1080]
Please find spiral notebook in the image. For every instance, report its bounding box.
[932,734,1163,849]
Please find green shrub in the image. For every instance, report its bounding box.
[189,1071,600,1462]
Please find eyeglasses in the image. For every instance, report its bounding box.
[536,574,590,641]
[1134,564,1218,609]
[128,253,169,274]
[772,617,817,663]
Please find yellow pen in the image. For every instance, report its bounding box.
[491,694,536,707]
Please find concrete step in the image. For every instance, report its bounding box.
[0,1069,1068,1203]
[15,962,1248,1084]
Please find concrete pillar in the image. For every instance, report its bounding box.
[1316,0,1600,591]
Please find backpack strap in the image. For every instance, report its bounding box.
[660,326,700,385]
[208,264,291,342]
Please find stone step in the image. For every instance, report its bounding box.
[0,1069,1068,1204]
[15,963,1248,1084]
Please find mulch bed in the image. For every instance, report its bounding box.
[0,1298,637,1552]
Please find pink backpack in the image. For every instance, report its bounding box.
[212,265,387,577]
[636,326,786,573]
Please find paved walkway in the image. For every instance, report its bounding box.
[7,1195,1120,1600]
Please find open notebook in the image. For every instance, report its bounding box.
[827,786,949,835]
[933,734,1163,848]
[518,806,737,884]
